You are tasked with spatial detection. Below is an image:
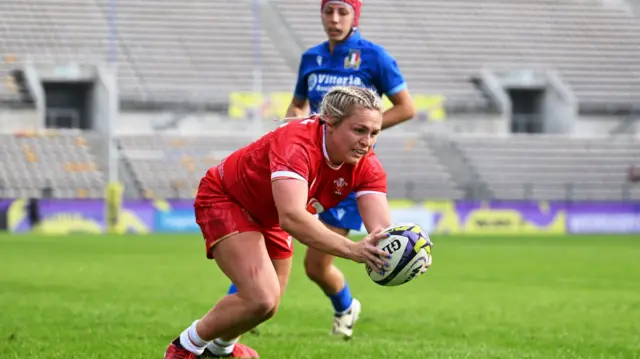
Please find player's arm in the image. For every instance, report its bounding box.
[273,178,351,257]
[355,156,391,232]
[285,97,310,118]
[272,179,388,270]
[286,55,311,119]
[376,50,416,130]
[382,89,415,130]
[357,192,392,233]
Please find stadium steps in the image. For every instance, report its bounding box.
[258,0,305,72]
[627,0,640,19]
[609,113,640,135]
[450,134,640,201]
[110,137,147,200]
[83,132,140,199]
[425,134,491,199]
[117,158,142,199]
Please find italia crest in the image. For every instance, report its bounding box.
[344,49,361,70]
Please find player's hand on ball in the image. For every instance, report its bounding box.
[349,228,390,273]
[420,240,434,274]
[420,253,433,274]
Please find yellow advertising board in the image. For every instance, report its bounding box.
[229,92,446,122]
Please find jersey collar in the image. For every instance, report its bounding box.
[322,125,343,170]
[325,29,361,54]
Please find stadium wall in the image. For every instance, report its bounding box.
[439,113,636,136]
[435,113,505,134]
[2,198,640,236]
[116,111,276,136]
[0,109,39,133]
[576,115,639,136]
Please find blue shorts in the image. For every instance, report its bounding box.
[318,192,363,231]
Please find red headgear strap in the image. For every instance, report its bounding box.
[321,0,362,28]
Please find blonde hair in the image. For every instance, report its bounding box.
[318,86,384,126]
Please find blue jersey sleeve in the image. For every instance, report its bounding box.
[293,56,307,100]
[376,50,407,97]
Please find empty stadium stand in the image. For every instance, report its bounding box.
[452,134,640,200]
[364,134,465,200]
[2,0,638,110]
[271,0,482,109]
[0,0,139,102]
[118,134,256,199]
[1,0,640,202]
[272,0,640,111]
[0,0,295,104]
[0,130,105,198]
[92,0,295,103]
[3,129,639,201]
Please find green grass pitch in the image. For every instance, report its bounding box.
[1,233,639,359]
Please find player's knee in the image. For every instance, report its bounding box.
[304,253,329,282]
[246,291,280,320]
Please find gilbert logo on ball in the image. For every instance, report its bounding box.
[366,224,432,287]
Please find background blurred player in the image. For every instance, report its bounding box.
[225,0,416,339]
[165,86,397,359]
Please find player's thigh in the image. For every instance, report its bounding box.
[194,172,263,260]
[271,257,292,297]
[197,204,258,259]
[194,183,279,302]
[212,231,280,305]
[262,228,294,296]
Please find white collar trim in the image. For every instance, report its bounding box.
[322,125,343,170]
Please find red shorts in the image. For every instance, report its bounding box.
[194,168,293,260]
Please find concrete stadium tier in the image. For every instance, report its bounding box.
[0,130,104,198]
[1,0,638,108]
[452,134,640,200]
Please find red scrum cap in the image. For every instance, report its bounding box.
[321,0,362,28]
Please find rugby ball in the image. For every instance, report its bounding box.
[365,224,433,286]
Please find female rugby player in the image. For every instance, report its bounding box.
[165,86,402,359]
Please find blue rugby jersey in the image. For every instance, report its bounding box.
[293,30,407,113]
[292,30,409,232]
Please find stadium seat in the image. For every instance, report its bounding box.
[0,131,105,199]
[118,134,255,199]
[372,134,465,200]
[271,0,640,110]
[452,134,640,200]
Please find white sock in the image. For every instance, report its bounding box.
[206,337,239,356]
[179,320,210,356]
